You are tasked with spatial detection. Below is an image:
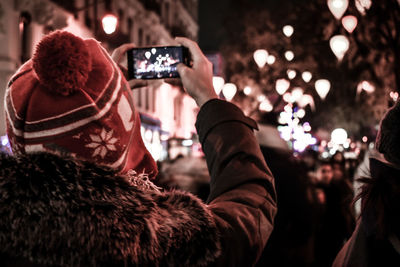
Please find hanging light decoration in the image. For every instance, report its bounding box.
[296,109,306,118]
[298,94,315,111]
[257,94,266,102]
[222,83,237,101]
[342,15,358,33]
[253,49,269,68]
[283,25,294,37]
[283,92,293,103]
[390,91,399,102]
[327,0,349,20]
[302,71,312,83]
[357,80,375,94]
[355,0,372,15]
[291,87,304,102]
[243,86,252,95]
[267,55,276,65]
[284,105,292,114]
[315,79,331,100]
[303,122,312,132]
[331,128,348,145]
[284,51,295,61]
[275,78,290,95]
[212,76,225,95]
[278,112,290,125]
[259,99,273,112]
[102,14,118,34]
[329,35,350,61]
[287,69,297,80]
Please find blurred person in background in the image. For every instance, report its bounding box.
[155,154,210,202]
[300,148,320,183]
[332,150,358,183]
[255,119,317,267]
[314,160,355,267]
[332,151,346,167]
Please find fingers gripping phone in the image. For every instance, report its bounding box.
[127,46,190,80]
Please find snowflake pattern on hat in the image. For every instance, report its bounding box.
[85,128,118,159]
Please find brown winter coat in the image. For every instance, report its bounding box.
[0,99,277,266]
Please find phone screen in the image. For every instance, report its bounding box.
[127,46,189,80]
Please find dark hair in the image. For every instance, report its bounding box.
[356,158,400,239]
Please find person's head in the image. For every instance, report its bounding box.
[331,162,345,180]
[332,151,345,164]
[317,161,333,185]
[359,100,400,237]
[300,148,318,170]
[4,30,157,177]
[375,100,400,169]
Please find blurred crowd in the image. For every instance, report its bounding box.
[155,126,369,267]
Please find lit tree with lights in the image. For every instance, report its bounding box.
[220,0,400,140]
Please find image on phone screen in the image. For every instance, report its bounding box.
[127,46,189,80]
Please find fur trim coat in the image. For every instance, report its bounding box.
[0,99,277,266]
[0,152,220,266]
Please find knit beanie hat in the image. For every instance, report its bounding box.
[4,30,158,178]
[375,100,400,168]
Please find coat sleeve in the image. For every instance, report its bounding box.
[195,99,277,266]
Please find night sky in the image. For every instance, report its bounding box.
[198,0,230,52]
[198,0,293,52]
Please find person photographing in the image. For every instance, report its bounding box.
[0,31,276,266]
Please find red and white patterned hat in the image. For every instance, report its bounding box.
[4,30,158,178]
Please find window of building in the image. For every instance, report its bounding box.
[138,88,142,107]
[84,0,91,28]
[105,0,112,11]
[118,9,124,32]
[145,87,150,110]
[164,2,170,27]
[138,28,143,46]
[19,12,32,64]
[118,9,124,19]
[152,87,156,112]
[127,17,133,41]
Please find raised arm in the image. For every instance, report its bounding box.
[176,37,277,266]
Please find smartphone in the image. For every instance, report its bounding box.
[127,46,190,80]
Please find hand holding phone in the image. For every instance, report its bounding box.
[127,46,190,80]
[175,37,218,107]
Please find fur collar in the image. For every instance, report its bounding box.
[0,152,220,266]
